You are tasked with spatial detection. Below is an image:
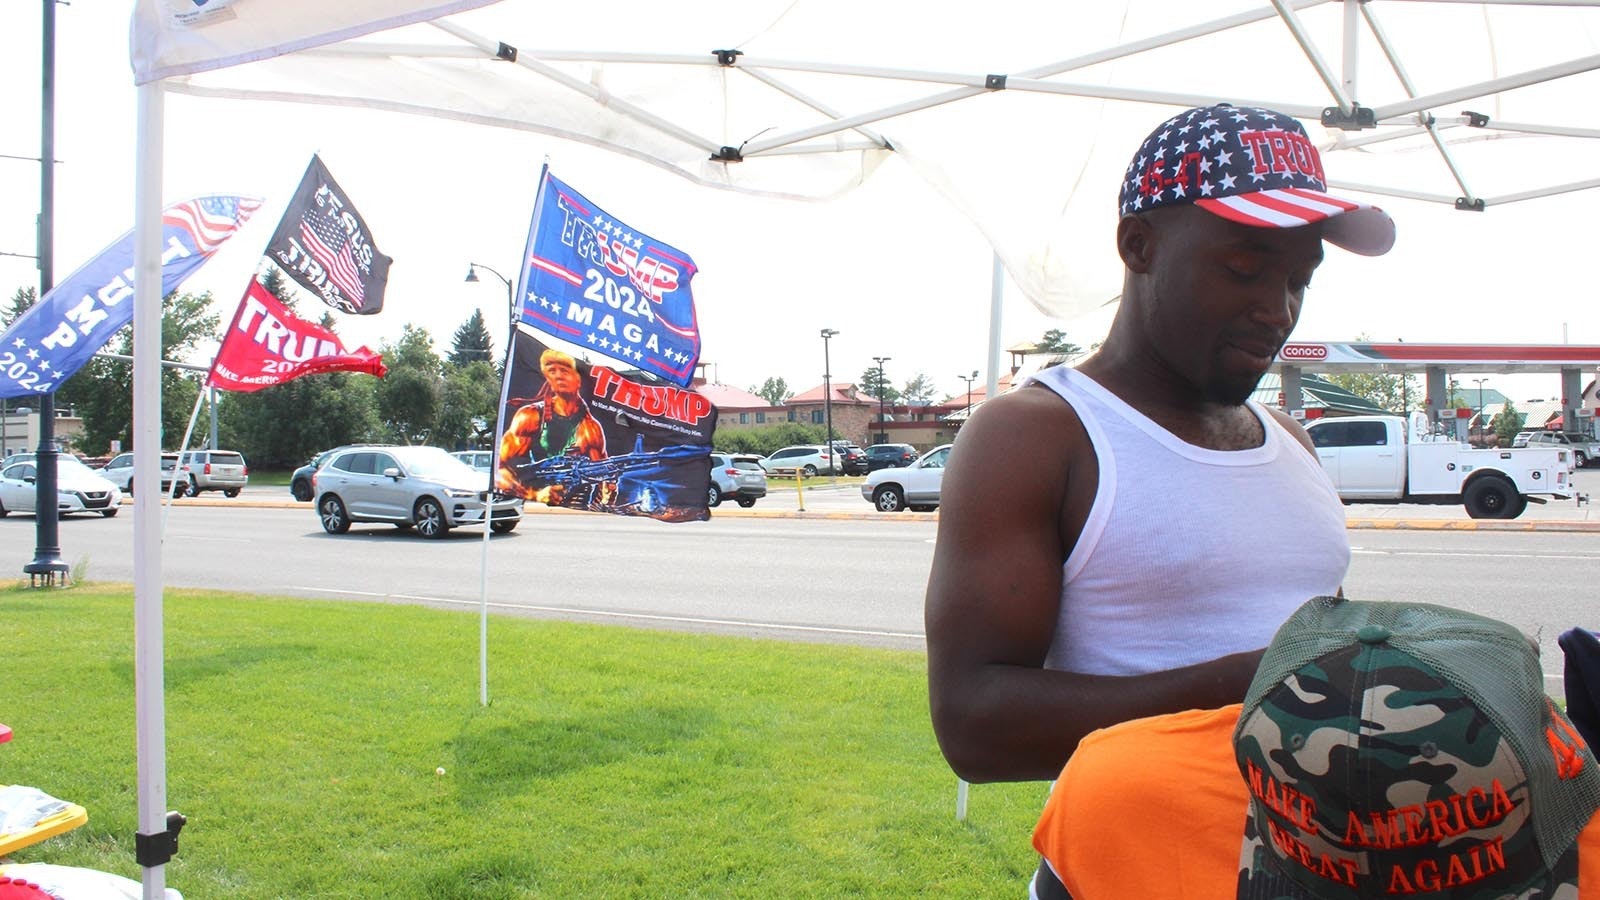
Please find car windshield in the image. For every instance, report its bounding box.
[732,459,763,471]
[56,457,98,478]
[395,447,476,479]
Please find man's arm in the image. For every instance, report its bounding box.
[925,387,1265,783]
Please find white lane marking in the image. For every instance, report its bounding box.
[293,587,926,641]
[1351,548,1600,561]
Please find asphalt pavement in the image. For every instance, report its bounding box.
[170,468,1600,532]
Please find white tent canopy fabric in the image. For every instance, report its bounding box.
[125,1,1600,896]
[134,0,1600,319]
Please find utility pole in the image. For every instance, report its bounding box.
[820,328,838,474]
[871,355,891,443]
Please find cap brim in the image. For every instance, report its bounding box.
[1197,188,1395,257]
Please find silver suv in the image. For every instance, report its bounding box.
[1525,430,1600,468]
[709,452,766,508]
[177,449,249,496]
[312,445,522,538]
[97,451,186,497]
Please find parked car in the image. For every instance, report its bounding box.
[1525,430,1600,468]
[177,449,249,497]
[708,452,767,508]
[450,450,495,473]
[864,443,918,472]
[290,443,382,501]
[760,445,840,477]
[97,451,185,497]
[860,444,952,512]
[0,455,122,517]
[828,440,869,475]
[311,444,522,538]
[1511,430,1537,448]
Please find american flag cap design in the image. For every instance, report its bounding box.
[1119,103,1395,257]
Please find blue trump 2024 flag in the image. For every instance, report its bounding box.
[0,195,261,399]
[517,169,701,387]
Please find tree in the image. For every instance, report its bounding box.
[56,289,219,454]
[1034,328,1081,355]
[858,366,901,404]
[374,324,444,443]
[1323,372,1421,414]
[2,286,37,327]
[1494,399,1526,447]
[448,309,496,367]
[750,377,792,406]
[435,359,500,450]
[713,422,828,456]
[901,373,936,405]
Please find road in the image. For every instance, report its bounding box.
[4,492,1597,693]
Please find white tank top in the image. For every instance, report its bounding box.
[1031,366,1349,676]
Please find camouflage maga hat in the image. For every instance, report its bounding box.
[1235,598,1600,899]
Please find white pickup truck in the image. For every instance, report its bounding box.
[1303,414,1579,519]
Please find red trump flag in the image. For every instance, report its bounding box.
[207,280,387,392]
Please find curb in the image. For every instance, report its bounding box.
[142,496,1597,531]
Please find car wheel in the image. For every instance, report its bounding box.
[491,519,518,534]
[224,488,241,498]
[189,476,201,496]
[1578,451,1589,468]
[414,497,449,538]
[708,484,722,507]
[802,464,818,477]
[319,495,351,534]
[736,498,756,508]
[169,481,186,498]
[1463,476,1522,519]
[873,485,907,512]
[0,499,8,517]
[291,479,312,502]
[101,508,118,518]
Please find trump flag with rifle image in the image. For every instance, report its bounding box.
[517,167,701,387]
[496,330,717,523]
[264,154,391,315]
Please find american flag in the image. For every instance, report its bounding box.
[300,211,365,307]
[163,196,262,255]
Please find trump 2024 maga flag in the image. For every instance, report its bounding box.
[518,168,702,386]
[0,195,260,399]
[265,155,391,315]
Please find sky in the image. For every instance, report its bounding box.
[3,1,1599,406]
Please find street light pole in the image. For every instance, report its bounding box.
[1472,377,1488,442]
[820,328,838,473]
[871,355,891,444]
[959,370,979,419]
[465,262,516,332]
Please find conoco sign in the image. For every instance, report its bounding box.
[1279,343,1328,360]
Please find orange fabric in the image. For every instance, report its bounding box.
[1032,704,1600,899]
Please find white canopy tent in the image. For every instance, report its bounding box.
[127,1,1600,895]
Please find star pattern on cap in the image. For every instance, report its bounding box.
[1118,104,1330,217]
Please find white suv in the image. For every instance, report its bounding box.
[861,444,952,512]
[759,445,839,477]
[709,452,767,507]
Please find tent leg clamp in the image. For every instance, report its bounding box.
[494,42,517,63]
[1320,104,1376,131]
[1454,196,1486,212]
[135,811,187,867]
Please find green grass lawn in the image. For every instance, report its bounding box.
[1,585,1045,897]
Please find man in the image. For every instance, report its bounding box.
[497,348,607,501]
[1032,597,1600,897]
[924,103,1395,894]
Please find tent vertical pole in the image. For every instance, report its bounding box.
[133,80,170,900]
[985,253,1002,399]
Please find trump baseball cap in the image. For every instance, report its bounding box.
[1120,103,1395,256]
[1234,597,1600,899]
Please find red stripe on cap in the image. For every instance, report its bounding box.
[1281,187,1360,212]
[1194,198,1279,229]
[1244,191,1332,225]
